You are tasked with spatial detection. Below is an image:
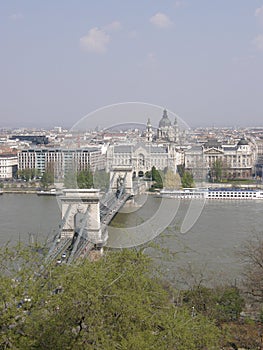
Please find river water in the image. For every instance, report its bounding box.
[0,194,60,245]
[0,193,262,285]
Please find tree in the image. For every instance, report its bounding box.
[77,169,94,189]
[0,245,221,349]
[40,171,54,189]
[181,171,194,188]
[17,168,37,182]
[182,284,244,323]
[144,170,151,179]
[164,169,181,189]
[240,236,263,305]
[151,166,163,189]
[177,164,185,178]
[211,159,223,182]
[177,165,195,188]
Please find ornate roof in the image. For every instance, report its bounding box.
[204,139,222,149]
[237,138,249,146]
[159,109,172,128]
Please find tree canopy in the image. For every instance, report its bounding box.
[210,159,223,182]
[0,245,220,349]
[2,237,263,349]
[150,166,163,189]
[77,169,94,189]
[18,169,41,182]
[181,171,194,188]
[64,169,94,189]
[40,171,54,189]
[164,169,181,189]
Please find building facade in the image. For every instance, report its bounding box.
[106,143,183,177]
[18,148,106,180]
[185,138,257,180]
[0,154,18,179]
[106,110,185,177]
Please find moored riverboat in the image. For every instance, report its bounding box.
[37,189,62,196]
[160,187,263,200]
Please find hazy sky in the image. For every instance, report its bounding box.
[1,1,263,129]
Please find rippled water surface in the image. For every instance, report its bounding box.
[1,193,262,283]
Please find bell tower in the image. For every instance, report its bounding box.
[146,118,153,142]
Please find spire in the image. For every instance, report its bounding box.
[146,117,152,142]
[147,117,151,126]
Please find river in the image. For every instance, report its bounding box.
[0,193,262,286]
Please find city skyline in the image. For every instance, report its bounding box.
[1,1,263,128]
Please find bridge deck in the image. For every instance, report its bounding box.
[46,189,133,264]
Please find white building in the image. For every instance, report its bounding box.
[0,154,18,179]
[185,138,257,180]
[106,142,183,177]
[18,147,106,180]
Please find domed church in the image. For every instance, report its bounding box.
[157,109,179,143]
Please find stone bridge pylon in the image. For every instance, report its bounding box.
[47,169,137,263]
[60,189,106,246]
[109,166,134,196]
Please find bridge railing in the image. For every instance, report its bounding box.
[73,239,94,261]
[45,204,73,263]
[46,172,136,264]
[46,236,73,263]
[67,207,90,264]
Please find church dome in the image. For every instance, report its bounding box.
[159,109,172,128]
[237,138,249,146]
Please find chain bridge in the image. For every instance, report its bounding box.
[46,167,145,264]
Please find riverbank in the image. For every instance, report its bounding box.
[3,189,38,194]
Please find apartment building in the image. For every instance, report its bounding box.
[0,154,18,179]
[18,148,106,180]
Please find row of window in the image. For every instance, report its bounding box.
[208,192,257,198]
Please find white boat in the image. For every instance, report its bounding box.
[37,189,62,196]
[160,187,263,200]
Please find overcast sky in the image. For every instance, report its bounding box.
[1,0,263,129]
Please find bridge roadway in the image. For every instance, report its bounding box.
[46,190,133,265]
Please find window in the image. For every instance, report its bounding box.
[138,153,145,167]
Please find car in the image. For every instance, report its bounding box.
[61,253,67,259]
[56,259,62,265]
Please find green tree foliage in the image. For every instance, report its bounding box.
[77,169,94,189]
[211,159,223,182]
[18,168,40,182]
[151,166,163,189]
[181,171,194,188]
[164,169,181,189]
[144,170,151,179]
[64,169,107,190]
[0,245,221,349]
[176,165,195,188]
[177,164,185,178]
[215,287,245,322]
[182,285,244,322]
[40,171,54,189]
